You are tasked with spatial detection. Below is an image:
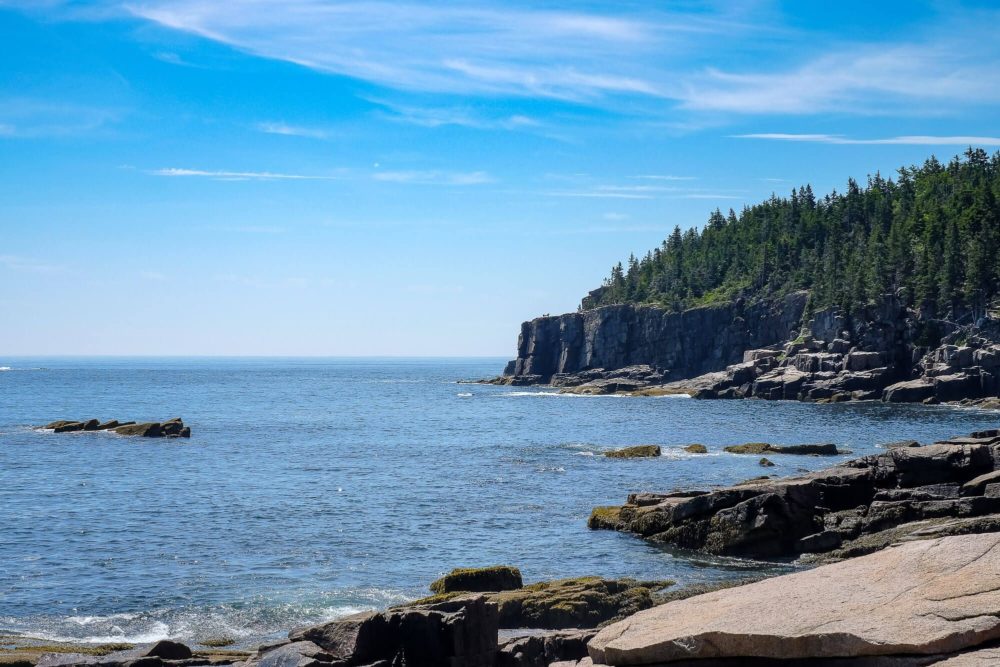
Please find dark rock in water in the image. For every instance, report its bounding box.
[489,577,672,630]
[114,423,163,437]
[682,444,707,454]
[430,565,523,594]
[43,419,187,438]
[137,641,192,660]
[495,630,594,667]
[53,421,85,433]
[759,458,775,467]
[724,443,839,456]
[605,445,661,459]
[288,594,498,667]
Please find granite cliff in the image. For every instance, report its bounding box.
[499,292,808,386]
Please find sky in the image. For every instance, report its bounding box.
[2,1,1000,356]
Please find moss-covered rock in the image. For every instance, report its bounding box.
[683,444,708,454]
[587,506,624,530]
[429,565,522,594]
[491,577,672,630]
[605,445,661,459]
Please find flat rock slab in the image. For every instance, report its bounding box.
[589,533,1000,665]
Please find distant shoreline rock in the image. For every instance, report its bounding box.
[40,418,190,438]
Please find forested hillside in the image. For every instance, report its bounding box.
[588,149,1000,321]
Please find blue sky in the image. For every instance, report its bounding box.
[2,1,1000,356]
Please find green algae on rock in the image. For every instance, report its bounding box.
[429,565,523,594]
[605,445,661,459]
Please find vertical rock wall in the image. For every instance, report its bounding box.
[505,292,808,382]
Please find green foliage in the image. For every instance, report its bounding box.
[589,150,1000,318]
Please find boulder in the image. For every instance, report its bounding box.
[136,640,192,660]
[96,420,121,430]
[604,446,660,459]
[242,640,334,667]
[884,379,935,403]
[682,444,707,454]
[496,630,595,667]
[490,577,672,630]
[114,423,163,437]
[82,419,101,431]
[430,566,523,594]
[589,533,1000,665]
[844,350,882,371]
[53,421,85,433]
[292,594,498,667]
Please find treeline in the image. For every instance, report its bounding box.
[589,149,1000,321]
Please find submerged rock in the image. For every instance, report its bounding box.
[589,532,1000,665]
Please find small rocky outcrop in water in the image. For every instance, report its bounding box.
[590,428,1000,560]
[604,445,660,459]
[722,442,840,455]
[40,418,190,438]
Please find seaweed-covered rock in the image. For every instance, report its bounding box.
[429,566,523,594]
[604,446,660,459]
[682,444,707,454]
[491,577,672,630]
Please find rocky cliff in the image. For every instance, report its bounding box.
[501,292,808,384]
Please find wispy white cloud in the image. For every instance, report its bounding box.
[368,98,540,131]
[682,37,1000,115]
[372,170,493,185]
[0,254,65,274]
[257,122,332,139]
[149,167,340,181]
[735,133,1000,146]
[633,174,696,181]
[121,1,746,102]
[0,98,123,138]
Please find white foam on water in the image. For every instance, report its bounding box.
[456,392,473,397]
[0,367,11,371]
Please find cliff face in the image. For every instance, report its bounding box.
[503,291,808,382]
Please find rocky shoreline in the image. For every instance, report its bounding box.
[15,425,1000,666]
[487,294,1000,409]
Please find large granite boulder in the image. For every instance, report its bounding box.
[589,532,1000,665]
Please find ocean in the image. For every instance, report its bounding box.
[1,357,997,647]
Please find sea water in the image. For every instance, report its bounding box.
[1,357,997,646]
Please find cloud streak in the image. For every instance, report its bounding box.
[735,134,1000,146]
[149,168,340,181]
[372,170,493,185]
